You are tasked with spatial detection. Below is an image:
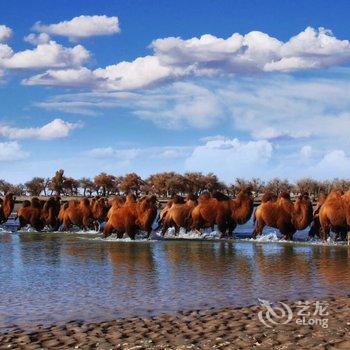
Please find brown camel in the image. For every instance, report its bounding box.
[17,197,45,231]
[91,196,109,231]
[317,190,350,242]
[228,189,254,235]
[103,194,158,239]
[191,192,232,238]
[0,193,15,224]
[161,194,198,235]
[191,190,253,238]
[308,193,327,239]
[41,196,61,230]
[253,192,313,240]
[58,198,93,231]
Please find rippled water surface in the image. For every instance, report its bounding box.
[1,229,350,331]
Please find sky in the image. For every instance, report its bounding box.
[1,0,350,184]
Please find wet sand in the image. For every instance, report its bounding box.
[1,296,350,349]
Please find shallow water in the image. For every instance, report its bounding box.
[1,226,350,332]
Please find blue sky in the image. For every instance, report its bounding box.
[1,0,350,183]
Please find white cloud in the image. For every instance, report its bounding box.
[23,67,98,87]
[306,150,350,179]
[185,137,273,181]
[33,15,120,40]
[0,141,28,161]
[0,118,81,140]
[37,82,225,128]
[24,33,51,45]
[24,27,350,90]
[0,41,89,69]
[300,145,313,159]
[0,25,12,43]
[154,27,350,74]
[36,73,350,138]
[87,145,191,160]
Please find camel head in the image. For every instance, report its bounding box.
[2,192,15,219]
[291,193,313,231]
[136,195,158,230]
[92,197,109,220]
[231,188,254,225]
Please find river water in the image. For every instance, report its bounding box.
[1,226,350,332]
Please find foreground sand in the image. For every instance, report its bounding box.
[1,296,350,350]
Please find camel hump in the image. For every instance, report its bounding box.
[212,191,230,201]
[126,193,136,203]
[279,192,291,200]
[186,194,198,202]
[5,192,14,200]
[172,195,185,204]
[198,192,211,202]
[22,200,31,208]
[261,192,277,202]
[31,197,41,208]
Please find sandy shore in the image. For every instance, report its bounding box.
[1,296,350,349]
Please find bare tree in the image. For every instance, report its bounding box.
[120,173,144,196]
[50,169,65,195]
[94,173,116,196]
[264,178,293,195]
[25,177,45,196]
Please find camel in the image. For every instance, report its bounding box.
[228,189,254,236]
[316,190,350,242]
[41,196,61,230]
[191,189,253,238]
[58,198,93,231]
[103,194,158,239]
[161,194,198,236]
[253,192,313,240]
[0,193,15,224]
[308,193,327,239]
[91,196,109,231]
[17,197,45,231]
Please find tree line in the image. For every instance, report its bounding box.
[1,169,350,199]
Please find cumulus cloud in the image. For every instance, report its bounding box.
[153,27,350,74]
[0,118,81,140]
[0,141,28,161]
[24,32,51,45]
[307,150,350,179]
[23,67,99,87]
[185,137,273,181]
[33,15,120,40]
[0,41,89,69]
[24,27,350,90]
[0,25,12,42]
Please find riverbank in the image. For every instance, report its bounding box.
[1,296,350,349]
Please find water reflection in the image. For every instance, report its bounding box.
[0,232,350,331]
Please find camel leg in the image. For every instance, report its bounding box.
[217,220,227,239]
[126,227,136,240]
[103,222,114,238]
[321,224,330,242]
[161,220,170,236]
[348,232,350,246]
[228,220,237,239]
[252,220,265,239]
